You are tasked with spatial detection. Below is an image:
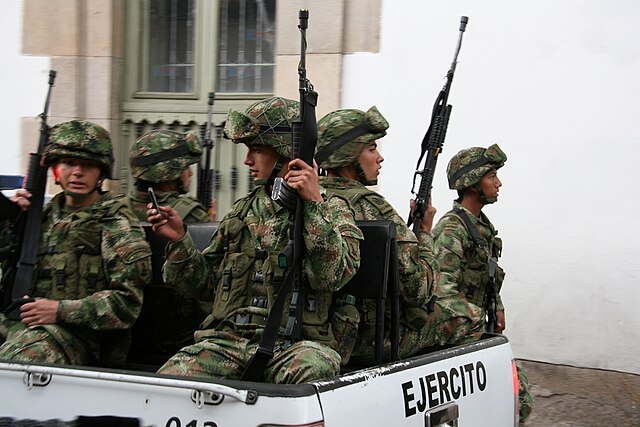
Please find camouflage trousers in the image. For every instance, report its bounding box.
[350,303,483,364]
[517,363,533,424]
[0,314,95,365]
[157,329,341,384]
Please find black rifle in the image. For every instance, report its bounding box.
[197,92,215,208]
[486,258,498,333]
[241,10,318,382]
[408,16,468,233]
[1,70,56,319]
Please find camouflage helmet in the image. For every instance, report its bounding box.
[223,97,299,158]
[447,143,507,190]
[315,106,389,169]
[129,130,203,183]
[43,120,114,178]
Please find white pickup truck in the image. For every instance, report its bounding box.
[0,220,519,426]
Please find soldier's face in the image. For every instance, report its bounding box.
[357,142,384,181]
[244,145,280,180]
[478,168,502,201]
[52,157,102,205]
[180,167,193,188]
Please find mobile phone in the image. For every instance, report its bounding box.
[147,187,161,214]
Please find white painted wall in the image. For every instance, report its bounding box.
[342,1,640,373]
[0,0,50,177]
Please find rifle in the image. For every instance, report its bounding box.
[241,10,318,381]
[486,258,498,333]
[1,70,57,319]
[408,16,468,234]
[197,92,215,208]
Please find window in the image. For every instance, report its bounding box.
[142,0,196,93]
[217,0,276,93]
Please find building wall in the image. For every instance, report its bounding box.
[342,0,640,374]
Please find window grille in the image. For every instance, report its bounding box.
[142,0,196,93]
[218,0,276,93]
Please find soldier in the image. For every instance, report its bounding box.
[432,143,531,423]
[127,129,211,364]
[128,129,208,222]
[0,120,151,367]
[148,97,362,383]
[315,106,481,365]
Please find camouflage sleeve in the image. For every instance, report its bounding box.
[393,212,436,308]
[162,225,226,300]
[433,215,469,301]
[496,294,505,312]
[302,198,362,292]
[58,217,151,330]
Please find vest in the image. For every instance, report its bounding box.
[199,187,337,348]
[443,209,505,309]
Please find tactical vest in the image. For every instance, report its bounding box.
[444,209,505,310]
[32,197,133,300]
[324,184,396,218]
[198,187,337,348]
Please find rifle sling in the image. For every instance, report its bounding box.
[452,208,498,325]
[241,265,296,381]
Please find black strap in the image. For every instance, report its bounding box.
[452,207,488,249]
[315,122,370,163]
[448,157,490,188]
[240,268,295,381]
[130,144,192,167]
[452,207,498,331]
[259,124,292,134]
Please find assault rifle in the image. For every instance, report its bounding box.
[486,258,498,333]
[197,92,215,208]
[1,70,57,319]
[408,16,468,233]
[241,10,318,381]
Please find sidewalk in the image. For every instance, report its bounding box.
[519,360,640,426]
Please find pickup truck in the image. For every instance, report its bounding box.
[0,219,519,426]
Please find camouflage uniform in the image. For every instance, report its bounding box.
[316,107,475,364]
[432,144,532,423]
[128,129,208,221]
[0,121,151,367]
[157,97,362,383]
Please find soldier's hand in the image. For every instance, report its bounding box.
[20,297,59,326]
[409,198,437,233]
[147,204,186,243]
[10,189,32,212]
[285,159,322,202]
[495,310,506,334]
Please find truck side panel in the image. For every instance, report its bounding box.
[315,335,516,426]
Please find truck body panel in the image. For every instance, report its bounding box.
[0,335,516,426]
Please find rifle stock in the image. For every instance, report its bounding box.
[2,70,56,319]
[409,17,468,234]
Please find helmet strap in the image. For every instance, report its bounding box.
[176,178,188,195]
[255,157,286,186]
[354,161,377,186]
[474,183,497,205]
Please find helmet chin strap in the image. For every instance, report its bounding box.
[354,161,377,186]
[63,179,103,200]
[176,179,188,195]
[255,157,286,186]
[474,183,497,204]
